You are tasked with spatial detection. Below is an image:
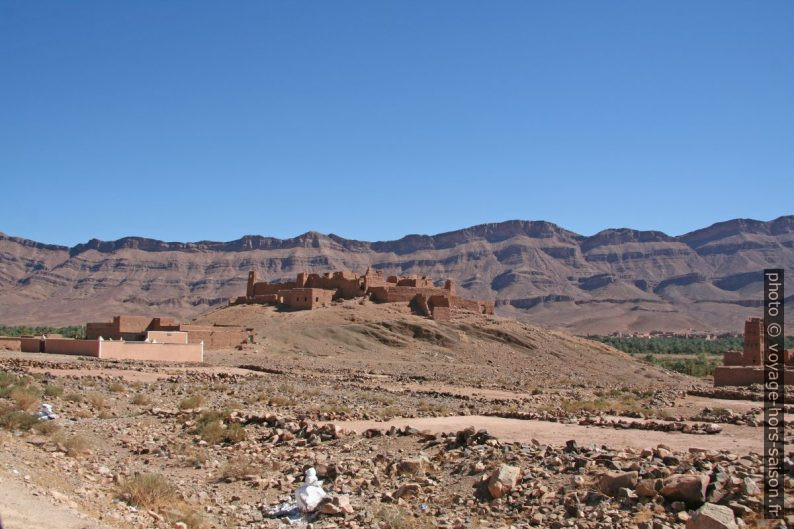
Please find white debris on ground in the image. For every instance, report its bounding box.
[267,467,327,525]
[295,468,326,512]
[36,403,57,421]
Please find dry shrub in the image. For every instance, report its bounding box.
[0,405,38,432]
[85,392,107,409]
[193,412,246,444]
[108,382,125,393]
[10,387,40,411]
[131,393,150,406]
[220,455,253,481]
[375,507,435,529]
[44,385,64,397]
[179,394,205,410]
[119,473,179,511]
[64,393,83,403]
[33,420,61,436]
[55,433,92,457]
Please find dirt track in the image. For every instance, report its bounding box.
[333,415,764,455]
[0,469,111,529]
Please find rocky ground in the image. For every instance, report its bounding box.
[0,305,785,528]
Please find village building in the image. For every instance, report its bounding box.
[0,315,254,362]
[232,269,494,320]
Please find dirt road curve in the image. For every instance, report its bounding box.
[0,470,111,529]
[333,415,764,455]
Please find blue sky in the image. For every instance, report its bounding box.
[1,1,792,246]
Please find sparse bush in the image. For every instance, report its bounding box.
[10,387,40,411]
[64,393,83,403]
[220,455,253,481]
[33,420,61,436]
[119,473,179,510]
[375,507,434,529]
[131,393,151,406]
[193,411,246,444]
[179,394,205,410]
[268,395,295,407]
[0,406,39,431]
[108,382,125,393]
[224,422,247,443]
[43,384,64,397]
[119,473,206,528]
[85,392,107,409]
[55,433,92,457]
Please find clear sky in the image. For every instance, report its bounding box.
[1,1,792,246]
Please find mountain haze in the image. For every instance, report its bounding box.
[1,216,792,333]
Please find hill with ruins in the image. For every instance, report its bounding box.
[1,215,793,333]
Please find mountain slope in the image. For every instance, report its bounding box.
[1,216,792,333]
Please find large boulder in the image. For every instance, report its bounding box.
[397,456,432,475]
[597,471,639,497]
[685,503,738,529]
[488,464,522,499]
[662,474,708,507]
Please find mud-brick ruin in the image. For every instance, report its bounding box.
[232,268,494,320]
[713,317,794,386]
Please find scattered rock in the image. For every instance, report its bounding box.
[685,502,738,529]
[487,464,521,499]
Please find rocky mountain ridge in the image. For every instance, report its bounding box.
[1,216,792,332]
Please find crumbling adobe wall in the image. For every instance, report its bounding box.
[431,306,451,321]
[369,286,449,303]
[278,288,334,311]
[722,351,745,366]
[305,272,366,299]
[742,317,763,366]
[175,324,252,349]
[396,276,434,288]
[714,366,794,386]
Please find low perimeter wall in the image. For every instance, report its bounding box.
[0,337,22,351]
[713,366,794,387]
[99,341,203,362]
[43,339,102,356]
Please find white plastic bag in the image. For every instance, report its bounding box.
[37,403,58,421]
[295,468,326,512]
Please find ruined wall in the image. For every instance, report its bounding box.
[431,306,451,321]
[396,276,434,288]
[305,272,365,299]
[98,341,203,362]
[369,286,449,303]
[722,351,745,366]
[714,366,794,387]
[175,324,251,349]
[279,288,334,310]
[743,317,763,366]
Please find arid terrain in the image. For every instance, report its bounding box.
[2,215,793,333]
[0,303,777,528]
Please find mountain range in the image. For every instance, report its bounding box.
[1,216,792,333]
